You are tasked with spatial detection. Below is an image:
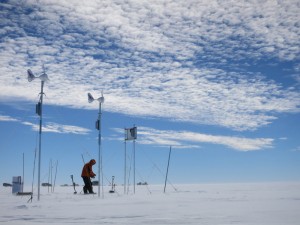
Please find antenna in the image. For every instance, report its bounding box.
[42,64,45,73]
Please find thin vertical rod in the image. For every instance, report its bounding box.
[124,136,127,194]
[164,146,172,193]
[37,80,44,201]
[98,102,104,198]
[50,159,53,193]
[31,147,37,199]
[53,160,58,192]
[22,153,24,192]
[98,102,101,198]
[48,160,51,193]
[133,139,136,194]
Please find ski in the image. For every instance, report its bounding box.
[83,192,97,195]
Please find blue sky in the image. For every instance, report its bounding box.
[0,0,299,187]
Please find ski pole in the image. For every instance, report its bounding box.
[70,175,77,194]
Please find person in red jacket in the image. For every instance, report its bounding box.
[81,159,96,194]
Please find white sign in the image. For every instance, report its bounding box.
[125,127,137,140]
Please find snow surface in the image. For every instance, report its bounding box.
[0,183,299,225]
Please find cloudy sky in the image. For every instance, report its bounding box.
[0,0,299,186]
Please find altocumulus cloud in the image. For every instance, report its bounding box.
[0,0,299,131]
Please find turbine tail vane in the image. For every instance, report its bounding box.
[27,69,35,82]
[88,93,94,103]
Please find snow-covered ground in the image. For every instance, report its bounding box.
[0,182,299,225]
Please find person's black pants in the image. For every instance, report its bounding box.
[82,176,93,194]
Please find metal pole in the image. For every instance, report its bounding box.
[22,153,24,192]
[98,102,101,198]
[98,101,104,198]
[37,80,44,200]
[53,160,58,193]
[124,132,127,194]
[48,160,50,193]
[164,146,172,193]
[133,139,136,194]
[50,159,53,193]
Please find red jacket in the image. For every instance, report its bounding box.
[81,159,96,177]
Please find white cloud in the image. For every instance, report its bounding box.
[0,0,299,131]
[0,114,19,122]
[112,126,273,151]
[292,146,300,152]
[22,121,91,135]
[279,137,288,141]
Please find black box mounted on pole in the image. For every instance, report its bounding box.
[95,119,100,130]
[36,102,41,116]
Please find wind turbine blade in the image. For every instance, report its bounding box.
[39,73,49,82]
[98,91,104,103]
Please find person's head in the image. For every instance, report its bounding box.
[90,159,96,165]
